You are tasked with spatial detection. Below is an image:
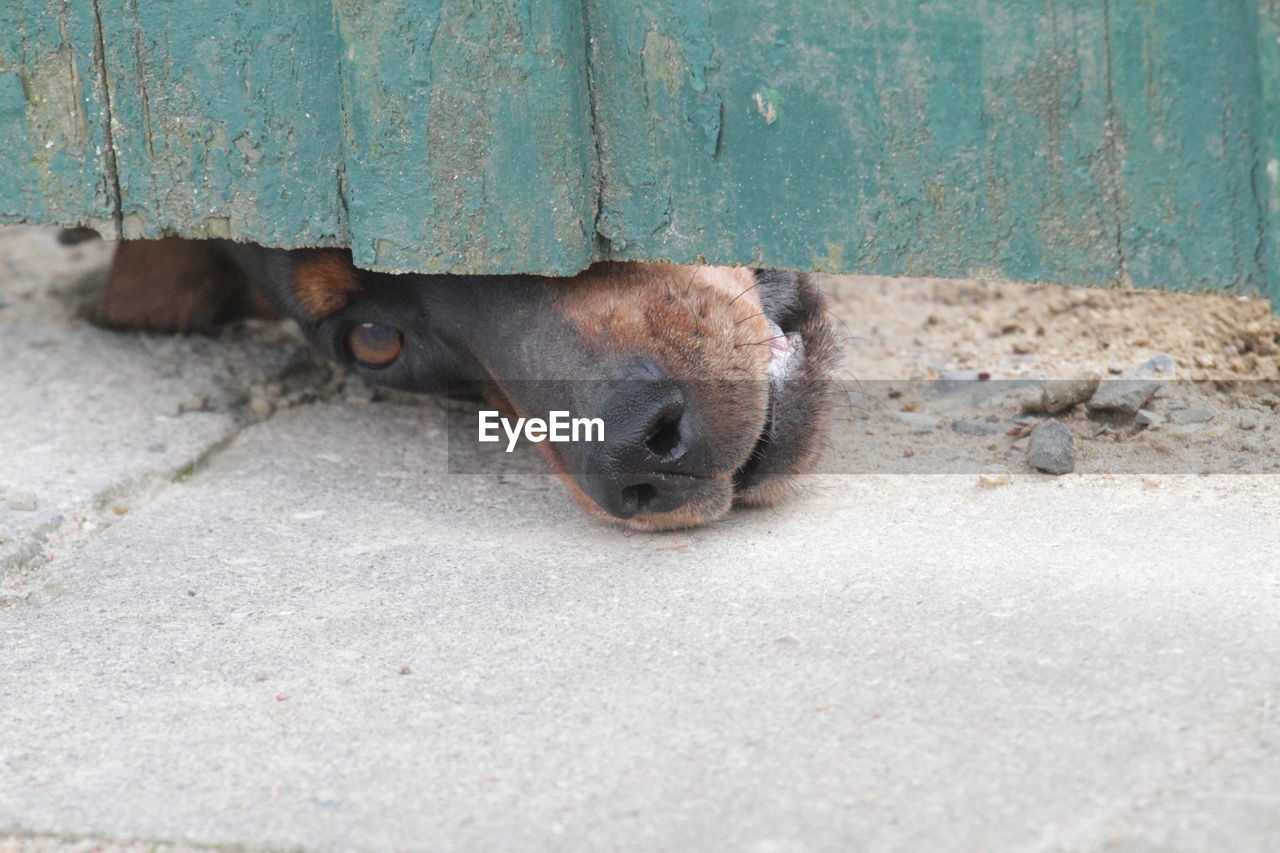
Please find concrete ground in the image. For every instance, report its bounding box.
[2,227,1278,852]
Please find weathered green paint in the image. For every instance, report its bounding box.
[0,0,114,231]
[0,1,1275,302]
[1257,0,1280,295]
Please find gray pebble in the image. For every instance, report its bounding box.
[1135,409,1164,427]
[1167,408,1213,426]
[951,419,1006,436]
[1136,353,1177,378]
[177,395,208,414]
[1042,377,1100,414]
[1028,420,1076,475]
[7,492,38,512]
[1239,410,1262,430]
[1086,379,1160,416]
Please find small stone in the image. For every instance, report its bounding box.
[1014,383,1049,412]
[7,492,38,512]
[1086,379,1160,416]
[978,468,1014,487]
[1135,409,1164,427]
[1240,437,1264,454]
[250,397,274,417]
[951,419,1005,436]
[892,411,943,433]
[1238,411,1261,430]
[934,370,981,395]
[1167,408,1213,426]
[1135,353,1177,378]
[1042,377,1100,414]
[1028,420,1075,475]
[178,395,208,414]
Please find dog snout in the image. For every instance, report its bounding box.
[581,359,710,519]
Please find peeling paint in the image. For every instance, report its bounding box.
[642,31,687,97]
[24,46,90,165]
[752,89,779,124]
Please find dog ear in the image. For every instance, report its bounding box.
[92,237,278,333]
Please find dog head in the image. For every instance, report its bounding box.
[277,251,841,530]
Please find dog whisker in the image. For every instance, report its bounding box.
[728,278,762,306]
[735,334,788,349]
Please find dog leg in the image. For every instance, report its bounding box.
[92,237,278,333]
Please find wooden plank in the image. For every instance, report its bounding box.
[96,0,348,247]
[327,0,596,273]
[1256,0,1280,296]
[0,0,1274,300]
[588,0,1271,297]
[0,0,115,232]
[1106,0,1268,293]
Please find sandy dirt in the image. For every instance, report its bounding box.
[814,273,1280,477]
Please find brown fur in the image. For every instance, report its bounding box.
[293,251,360,317]
[93,238,278,333]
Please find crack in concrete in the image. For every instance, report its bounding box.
[0,361,343,608]
[0,826,310,853]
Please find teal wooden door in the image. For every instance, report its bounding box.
[1,1,1276,301]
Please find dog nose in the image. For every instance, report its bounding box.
[582,360,709,519]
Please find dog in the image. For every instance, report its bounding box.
[83,236,839,530]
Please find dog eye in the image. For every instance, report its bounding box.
[346,322,403,368]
